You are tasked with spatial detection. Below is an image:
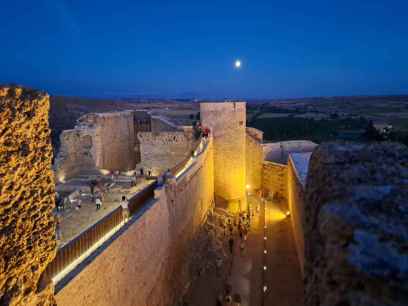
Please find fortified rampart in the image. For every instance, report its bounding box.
[55,137,214,306]
[246,127,263,192]
[137,131,195,176]
[287,153,311,276]
[0,87,56,305]
[262,161,287,201]
[200,102,246,211]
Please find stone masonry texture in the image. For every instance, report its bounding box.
[200,102,246,203]
[0,86,56,306]
[304,142,408,306]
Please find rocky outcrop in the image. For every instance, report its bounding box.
[305,142,408,306]
[0,86,56,305]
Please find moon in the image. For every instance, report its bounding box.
[234,59,242,69]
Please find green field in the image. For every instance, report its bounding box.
[249,116,368,143]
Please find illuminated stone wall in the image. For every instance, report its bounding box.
[245,127,263,192]
[287,157,306,276]
[137,131,196,176]
[54,128,96,182]
[55,138,214,306]
[262,161,287,201]
[0,86,56,305]
[91,111,137,171]
[55,111,145,178]
[200,102,246,208]
[304,142,408,306]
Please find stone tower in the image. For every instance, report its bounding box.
[200,102,246,211]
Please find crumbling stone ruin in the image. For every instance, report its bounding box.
[0,86,56,305]
[304,142,408,306]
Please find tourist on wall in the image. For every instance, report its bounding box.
[75,198,82,210]
[120,195,129,221]
[56,215,62,241]
[95,197,102,210]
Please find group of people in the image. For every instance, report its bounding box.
[224,211,251,256]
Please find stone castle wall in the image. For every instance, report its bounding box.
[91,111,137,171]
[137,131,195,176]
[55,137,214,306]
[54,128,96,181]
[262,161,287,201]
[55,111,145,179]
[287,157,306,276]
[0,87,56,305]
[200,102,246,206]
[304,143,408,306]
[246,127,263,192]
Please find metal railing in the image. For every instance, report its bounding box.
[128,181,156,215]
[45,181,157,281]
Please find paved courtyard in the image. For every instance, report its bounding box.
[56,177,154,246]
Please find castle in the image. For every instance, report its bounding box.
[1,87,407,306]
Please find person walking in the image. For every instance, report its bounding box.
[56,215,62,242]
[120,195,129,221]
[228,237,234,255]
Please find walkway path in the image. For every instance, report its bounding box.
[57,178,154,246]
[188,194,303,306]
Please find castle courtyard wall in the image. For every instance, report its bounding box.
[262,161,287,202]
[137,131,195,176]
[245,127,263,192]
[55,137,214,306]
[287,156,306,276]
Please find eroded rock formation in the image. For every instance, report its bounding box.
[0,86,56,305]
[305,142,408,306]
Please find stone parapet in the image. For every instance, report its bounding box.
[304,142,408,306]
[0,86,56,305]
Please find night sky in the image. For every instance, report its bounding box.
[1,0,407,99]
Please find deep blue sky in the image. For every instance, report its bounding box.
[1,0,407,99]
